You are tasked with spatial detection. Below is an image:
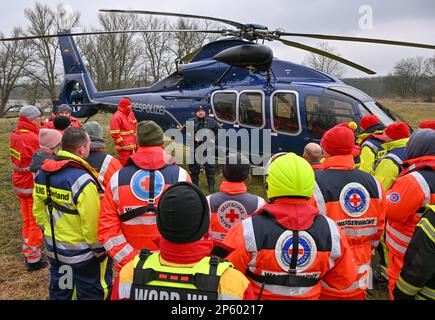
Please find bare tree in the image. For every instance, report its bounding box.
[425,54,435,78]
[169,19,221,66]
[138,16,173,83]
[393,56,426,97]
[24,2,80,101]
[303,42,347,78]
[76,14,222,89]
[0,28,33,117]
[79,13,143,90]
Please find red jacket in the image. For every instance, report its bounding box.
[44,115,82,129]
[312,155,386,297]
[110,104,137,152]
[10,116,40,197]
[385,156,435,259]
[224,198,358,300]
[98,146,191,269]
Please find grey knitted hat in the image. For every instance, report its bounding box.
[84,121,104,140]
[57,104,71,114]
[19,105,42,120]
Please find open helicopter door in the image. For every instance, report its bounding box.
[54,31,101,118]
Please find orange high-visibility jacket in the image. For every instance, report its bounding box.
[385,156,435,259]
[10,116,40,197]
[109,105,137,152]
[86,150,123,191]
[224,198,358,300]
[98,147,191,269]
[207,181,266,241]
[312,155,386,298]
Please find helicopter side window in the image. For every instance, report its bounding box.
[212,92,237,123]
[239,92,264,127]
[306,95,356,139]
[272,92,299,134]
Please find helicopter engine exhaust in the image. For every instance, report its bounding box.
[213,44,273,72]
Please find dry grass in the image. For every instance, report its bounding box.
[0,100,432,300]
[377,98,434,129]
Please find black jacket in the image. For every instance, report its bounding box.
[182,116,221,147]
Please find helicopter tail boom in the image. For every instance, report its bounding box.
[56,31,100,118]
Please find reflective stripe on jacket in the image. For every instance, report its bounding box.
[10,116,40,197]
[312,154,386,297]
[112,253,253,300]
[32,150,103,265]
[207,181,266,241]
[110,107,137,151]
[98,147,191,268]
[86,150,123,191]
[359,137,385,175]
[385,161,435,259]
[224,199,358,300]
[374,138,409,191]
[393,205,435,300]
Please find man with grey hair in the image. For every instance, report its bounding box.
[10,105,46,271]
[303,142,323,170]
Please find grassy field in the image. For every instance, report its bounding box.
[0,100,432,300]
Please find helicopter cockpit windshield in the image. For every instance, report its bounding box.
[360,101,395,127]
[326,86,396,126]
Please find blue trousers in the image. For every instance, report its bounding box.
[49,257,112,300]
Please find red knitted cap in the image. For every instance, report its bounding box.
[359,115,380,131]
[321,125,355,156]
[384,122,410,140]
[418,120,435,130]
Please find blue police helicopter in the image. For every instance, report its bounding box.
[4,9,435,157]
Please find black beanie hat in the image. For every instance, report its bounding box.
[157,182,210,243]
[222,153,251,182]
[53,116,71,130]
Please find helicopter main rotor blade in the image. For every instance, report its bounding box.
[0,29,226,42]
[277,38,376,75]
[277,32,435,50]
[99,9,248,30]
[180,47,204,63]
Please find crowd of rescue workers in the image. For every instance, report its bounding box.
[9,97,435,300]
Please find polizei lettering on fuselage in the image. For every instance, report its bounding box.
[132,103,165,115]
[134,288,209,300]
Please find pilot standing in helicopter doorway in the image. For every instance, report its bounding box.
[180,106,221,193]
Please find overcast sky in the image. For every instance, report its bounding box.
[1,0,435,78]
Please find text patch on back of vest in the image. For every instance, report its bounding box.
[336,218,377,227]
